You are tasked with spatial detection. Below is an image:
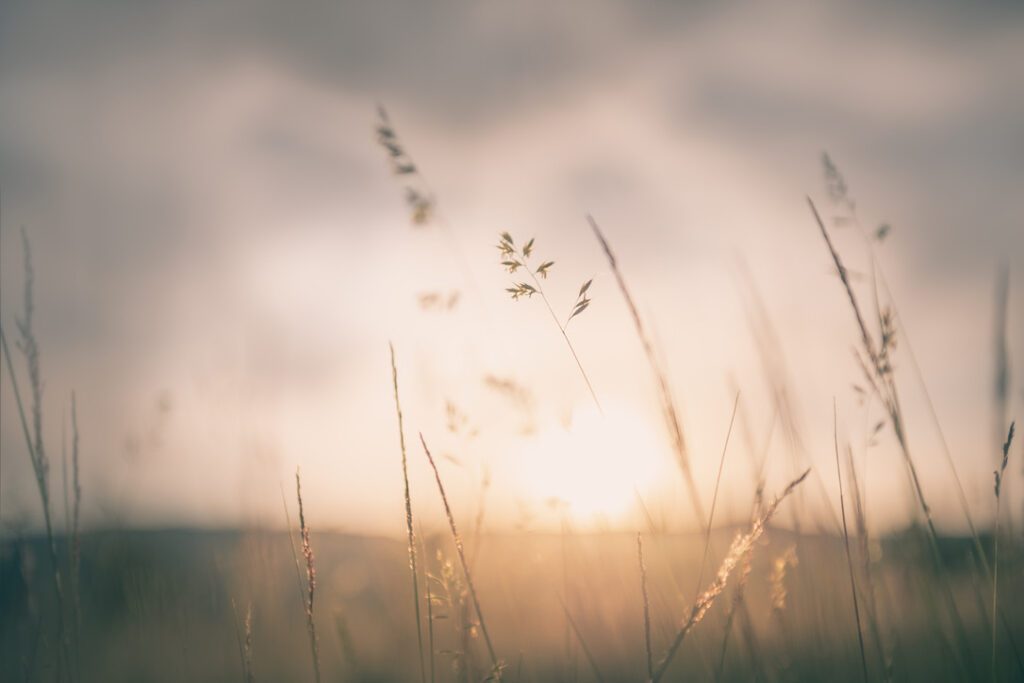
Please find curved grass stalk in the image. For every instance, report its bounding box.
[589,215,705,527]
[651,468,810,683]
[390,344,428,683]
[420,434,501,677]
[499,232,601,412]
[834,402,869,683]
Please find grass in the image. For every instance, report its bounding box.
[375,106,482,312]
[820,153,992,579]
[1,136,1020,683]
[420,433,501,680]
[816,155,1023,676]
[834,401,869,683]
[231,599,254,683]
[589,215,707,530]
[295,469,321,683]
[498,231,601,412]
[68,391,82,675]
[845,443,893,679]
[652,468,810,682]
[809,196,977,675]
[560,596,606,683]
[390,343,428,683]
[3,524,1021,681]
[818,157,1024,677]
[693,392,740,598]
[636,533,652,681]
[992,421,1015,681]
[714,543,758,681]
[1,230,71,682]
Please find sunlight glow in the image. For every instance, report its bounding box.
[512,403,669,526]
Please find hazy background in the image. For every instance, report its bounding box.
[2,0,1022,537]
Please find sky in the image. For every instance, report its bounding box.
[1,0,1022,537]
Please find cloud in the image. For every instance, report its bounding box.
[1,0,1021,532]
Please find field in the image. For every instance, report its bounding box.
[1,173,1021,682]
[2,106,1022,683]
[3,526,1021,682]
[2,2,1024,682]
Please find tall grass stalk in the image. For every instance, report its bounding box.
[652,468,810,683]
[294,469,321,683]
[819,156,1001,609]
[991,268,1013,545]
[733,261,842,533]
[693,392,740,597]
[678,393,739,683]
[769,544,799,675]
[716,559,765,682]
[420,433,501,678]
[834,403,869,683]
[390,343,428,683]
[69,393,82,675]
[560,516,574,672]
[62,404,70,565]
[231,599,254,683]
[470,466,491,570]
[992,422,1015,682]
[559,597,607,683]
[60,405,73,666]
[716,416,772,683]
[846,446,892,680]
[418,526,437,683]
[0,230,70,681]
[280,483,308,613]
[333,608,359,679]
[636,534,653,682]
[809,197,975,671]
[589,215,706,529]
[992,268,1010,469]
[731,387,774,516]
[822,157,1023,673]
[687,393,742,680]
[375,107,480,298]
[498,232,601,411]
[243,603,254,683]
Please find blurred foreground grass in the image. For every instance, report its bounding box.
[2,526,1020,682]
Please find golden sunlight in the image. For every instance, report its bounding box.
[510,402,669,526]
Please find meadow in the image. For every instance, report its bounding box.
[0,118,1021,683]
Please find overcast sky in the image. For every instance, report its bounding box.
[2,0,1022,536]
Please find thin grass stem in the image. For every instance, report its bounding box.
[390,343,428,683]
[294,469,321,683]
[637,534,653,681]
[992,422,1015,682]
[809,197,975,674]
[588,215,707,530]
[834,402,869,683]
[559,597,607,683]
[694,392,740,598]
[652,469,810,683]
[420,433,500,676]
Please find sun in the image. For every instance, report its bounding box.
[512,402,669,526]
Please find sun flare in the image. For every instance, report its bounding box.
[512,403,669,526]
